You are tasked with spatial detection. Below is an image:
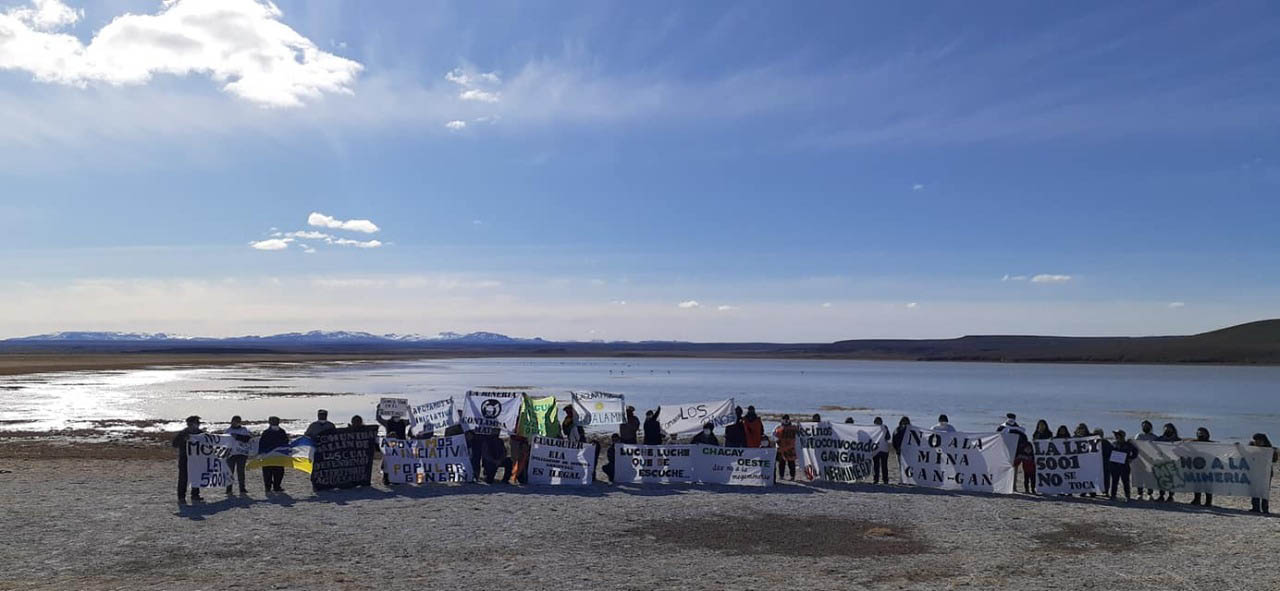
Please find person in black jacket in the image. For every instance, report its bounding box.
[172,415,205,503]
[258,416,289,493]
[872,417,890,484]
[1190,427,1214,507]
[643,408,663,445]
[1108,429,1137,501]
[891,417,911,456]
[690,421,720,446]
[603,433,621,483]
[724,406,747,448]
[376,409,409,485]
[619,406,640,444]
[1249,433,1276,514]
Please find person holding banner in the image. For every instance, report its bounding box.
[724,407,747,448]
[891,417,911,456]
[171,415,205,503]
[1135,420,1158,499]
[743,406,764,448]
[1190,427,1214,507]
[377,411,408,439]
[1032,420,1052,441]
[619,406,640,444]
[872,417,890,484]
[258,416,289,493]
[691,421,720,446]
[1108,430,1137,501]
[305,409,335,438]
[223,415,252,496]
[932,414,956,432]
[1249,433,1276,514]
[1156,423,1181,502]
[643,408,663,445]
[773,415,798,480]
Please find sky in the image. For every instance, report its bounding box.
[0,0,1278,342]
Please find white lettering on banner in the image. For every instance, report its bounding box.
[796,422,887,483]
[571,391,626,426]
[461,390,523,435]
[1033,436,1104,495]
[693,445,774,487]
[660,399,736,436]
[1133,441,1274,499]
[898,427,1015,494]
[615,444,696,484]
[186,433,234,489]
[529,436,596,486]
[380,435,472,484]
[409,397,457,433]
[378,397,410,419]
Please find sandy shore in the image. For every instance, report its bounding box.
[1,441,1276,591]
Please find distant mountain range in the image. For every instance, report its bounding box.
[4,320,1280,364]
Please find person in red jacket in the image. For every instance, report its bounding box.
[742,406,764,448]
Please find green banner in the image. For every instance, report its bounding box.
[519,395,561,437]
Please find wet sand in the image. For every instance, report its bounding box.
[1,440,1275,591]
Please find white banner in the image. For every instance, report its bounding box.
[409,396,457,434]
[529,436,596,486]
[380,435,472,484]
[898,427,1014,494]
[378,397,410,420]
[614,444,696,484]
[693,445,774,487]
[796,422,886,483]
[1133,441,1274,499]
[571,391,626,426]
[461,390,524,435]
[185,433,234,489]
[1033,436,1104,495]
[659,399,736,436]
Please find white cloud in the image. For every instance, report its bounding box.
[307,212,379,234]
[446,66,502,103]
[1030,274,1072,284]
[445,120,467,130]
[331,238,382,249]
[300,244,316,254]
[471,219,484,225]
[285,230,331,240]
[1168,302,1186,309]
[716,305,736,311]
[1002,274,1029,282]
[249,238,291,251]
[677,300,700,309]
[459,88,500,103]
[906,302,919,309]
[821,302,833,308]
[0,0,362,108]
[611,300,627,306]
[912,184,925,191]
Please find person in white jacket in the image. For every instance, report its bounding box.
[223,415,253,496]
[932,414,956,432]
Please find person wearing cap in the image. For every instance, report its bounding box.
[171,415,205,503]
[258,416,290,493]
[932,414,956,432]
[618,406,640,444]
[222,415,253,496]
[305,409,336,438]
[1108,429,1138,501]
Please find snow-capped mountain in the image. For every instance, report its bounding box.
[7,331,195,341]
[4,330,546,345]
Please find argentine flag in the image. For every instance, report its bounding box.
[247,436,315,474]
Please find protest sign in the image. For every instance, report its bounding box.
[1133,441,1274,499]
[572,391,626,426]
[796,422,887,483]
[461,390,524,435]
[310,425,378,491]
[408,396,457,435]
[186,433,234,488]
[378,397,410,420]
[518,394,561,437]
[380,435,472,484]
[529,436,596,486]
[693,445,774,487]
[899,427,1015,493]
[614,444,696,484]
[1033,436,1104,495]
[659,399,736,436]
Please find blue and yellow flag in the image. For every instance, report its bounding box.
[247,436,315,474]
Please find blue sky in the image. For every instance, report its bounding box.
[0,0,1278,341]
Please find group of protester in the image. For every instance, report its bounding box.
[172,405,1277,515]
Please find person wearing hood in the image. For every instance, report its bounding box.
[171,415,205,503]
[997,413,1026,438]
[742,406,764,448]
[1134,420,1158,499]
[773,415,798,481]
[724,407,747,448]
[223,415,252,496]
[872,417,891,484]
[619,406,640,444]
[258,416,289,493]
[1249,433,1277,514]
[643,408,664,445]
[1108,429,1137,501]
[1190,427,1215,507]
[691,421,720,446]
[304,409,335,438]
[932,414,956,433]
[1156,423,1181,502]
